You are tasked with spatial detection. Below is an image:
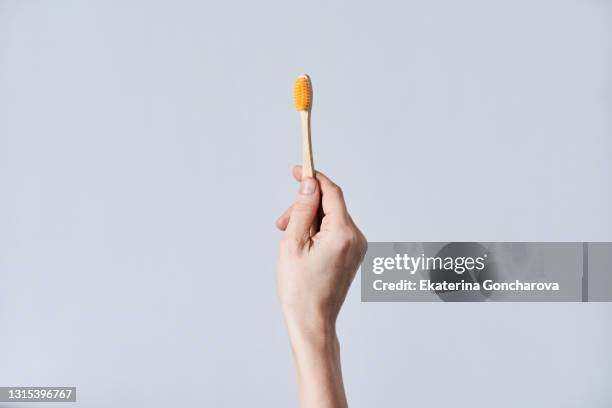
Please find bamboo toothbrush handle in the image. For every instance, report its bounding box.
[300,110,321,236]
[301,111,315,178]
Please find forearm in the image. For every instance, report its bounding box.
[288,323,348,408]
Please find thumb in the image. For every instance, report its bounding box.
[284,177,320,245]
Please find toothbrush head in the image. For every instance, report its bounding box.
[294,74,312,112]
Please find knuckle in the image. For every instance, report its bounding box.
[332,185,344,197]
[357,232,368,255]
[333,226,368,256]
[334,227,355,251]
[292,199,314,214]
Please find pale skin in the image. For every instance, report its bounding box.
[275,166,367,408]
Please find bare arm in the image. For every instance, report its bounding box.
[276,166,367,408]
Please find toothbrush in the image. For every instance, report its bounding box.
[293,74,320,235]
[294,74,315,178]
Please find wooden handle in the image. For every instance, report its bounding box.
[301,111,314,178]
[300,110,320,236]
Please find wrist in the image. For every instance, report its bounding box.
[286,316,338,355]
[286,318,346,408]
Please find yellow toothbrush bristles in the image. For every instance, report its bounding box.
[293,74,312,111]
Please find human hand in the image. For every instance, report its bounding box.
[276,166,367,339]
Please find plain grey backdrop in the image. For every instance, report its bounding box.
[1,0,611,406]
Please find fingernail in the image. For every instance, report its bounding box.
[300,178,316,194]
